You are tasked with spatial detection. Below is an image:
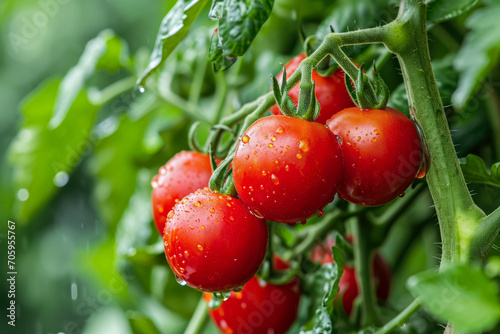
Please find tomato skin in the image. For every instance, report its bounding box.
[326,107,422,206]
[270,53,356,124]
[311,237,391,316]
[152,151,214,235]
[204,258,301,334]
[233,115,343,223]
[163,188,268,292]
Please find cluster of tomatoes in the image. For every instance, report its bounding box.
[151,54,422,333]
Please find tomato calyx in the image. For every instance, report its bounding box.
[271,64,321,122]
[345,61,390,110]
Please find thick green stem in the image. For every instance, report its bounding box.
[374,299,421,334]
[352,217,383,327]
[383,0,485,265]
[184,297,209,334]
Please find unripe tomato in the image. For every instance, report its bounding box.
[270,53,356,124]
[151,151,214,235]
[311,236,391,316]
[163,188,268,292]
[233,115,343,223]
[327,107,422,206]
[204,257,300,334]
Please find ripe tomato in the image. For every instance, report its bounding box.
[163,188,268,292]
[326,107,422,206]
[270,53,356,124]
[204,257,301,334]
[311,236,391,316]
[151,151,214,235]
[233,115,343,223]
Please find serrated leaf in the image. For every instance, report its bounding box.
[460,154,500,187]
[50,30,130,128]
[137,0,210,86]
[209,0,274,71]
[300,234,345,334]
[407,264,500,333]
[427,0,478,23]
[453,0,500,109]
[7,79,100,222]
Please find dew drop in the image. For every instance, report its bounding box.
[175,275,187,286]
[167,210,175,219]
[271,136,277,142]
[299,139,310,152]
[252,209,264,219]
[268,143,274,148]
[184,250,189,257]
[229,216,234,221]
[357,136,361,142]
[285,165,290,172]
[271,174,280,185]
[337,135,343,145]
[253,151,257,155]
[242,135,250,143]
[157,205,164,213]
[201,225,205,230]
[399,192,405,198]
[262,171,267,176]
[260,185,264,190]
[371,138,377,142]
[296,153,302,159]
[197,244,204,251]
[209,208,215,213]
[160,166,167,174]
[276,126,284,134]
[315,209,324,217]
[151,176,159,188]
[300,220,307,225]
[245,155,250,160]
[194,201,201,207]
[138,85,146,94]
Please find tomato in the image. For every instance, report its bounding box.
[270,53,356,124]
[233,115,343,223]
[163,188,268,292]
[311,236,391,316]
[151,151,214,235]
[326,107,422,206]
[204,257,301,334]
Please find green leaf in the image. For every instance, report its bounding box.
[209,0,275,71]
[137,0,210,87]
[407,264,500,333]
[460,154,500,187]
[427,0,478,23]
[300,234,345,334]
[50,30,130,128]
[128,311,161,334]
[90,94,157,232]
[453,0,500,109]
[7,79,100,222]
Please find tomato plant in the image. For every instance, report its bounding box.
[233,115,343,223]
[270,53,356,124]
[7,0,500,334]
[326,107,422,206]
[152,151,214,234]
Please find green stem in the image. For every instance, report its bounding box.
[352,216,383,327]
[383,0,485,265]
[470,206,500,262]
[89,76,136,105]
[374,299,421,334]
[184,297,209,334]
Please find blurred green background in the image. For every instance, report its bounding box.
[1,0,500,333]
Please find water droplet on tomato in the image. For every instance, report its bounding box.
[201,225,205,230]
[194,201,201,207]
[245,155,249,160]
[151,176,159,188]
[229,216,234,221]
[299,139,310,152]
[252,209,264,219]
[271,136,277,142]
[253,151,257,155]
[262,171,267,176]
[260,184,264,190]
[160,166,167,174]
[296,153,302,159]
[184,250,189,257]
[233,286,244,293]
[268,143,274,148]
[167,210,175,219]
[357,136,361,142]
[315,209,324,217]
[285,165,290,171]
[209,208,215,213]
[242,135,250,143]
[157,205,164,213]
[197,244,204,251]
[175,275,187,286]
[300,220,307,225]
[276,126,284,134]
[271,174,279,185]
[371,137,377,142]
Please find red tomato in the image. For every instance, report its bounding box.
[163,188,268,292]
[233,115,343,223]
[204,257,301,334]
[326,107,422,206]
[151,151,214,235]
[311,236,391,316]
[270,53,356,124]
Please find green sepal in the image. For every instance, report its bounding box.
[299,81,321,122]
